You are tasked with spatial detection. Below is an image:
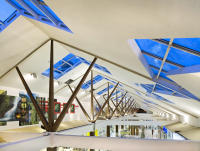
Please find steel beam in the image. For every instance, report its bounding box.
[94,82,119,121]
[53,58,97,131]
[0,39,50,80]
[152,39,200,57]
[48,40,54,131]
[68,84,91,121]
[16,67,49,131]
[53,38,152,81]
[149,65,167,73]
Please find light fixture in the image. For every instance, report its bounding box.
[24,73,37,81]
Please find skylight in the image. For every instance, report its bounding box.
[97,85,114,95]
[0,0,72,32]
[134,38,200,101]
[42,53,111,80]
[81,75,104,89]
[0,0,19,32]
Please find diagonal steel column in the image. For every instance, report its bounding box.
[53,58,97,131]
[68,84,91,121]
[110,92,127,118]
[90,70,94,120]
[123,100,134,115]
[93,96,106,115]
[16,67,49,131]
[48,40,54,131]
[110,98,121,115]
[94,82,119,121]
[107,83,110,116]
[121,97,132,114]
[125,100,135,114]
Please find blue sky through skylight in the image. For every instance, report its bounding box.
[0,0,16,22]
[42,53,111,80]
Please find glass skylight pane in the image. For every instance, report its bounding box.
[0,0,16,22]
[57,63,71,72]
[62,53,75,62]
[81,75,104,89]
[155,84,173,93]
[144,54,178,72]
[167,47,200,67]
[42,53,111,79]
[113,95,122,101]
[97,85,114,95]
[54,60,65,69]
[68,57,81,66]
[173,38,200,52]
[135,39,168,58]
[42,69,62,79]
[23,0,44,16]
[43,4,62,22]
[151,68,172,81]
[151,93,174,104]
[112,91,120,96]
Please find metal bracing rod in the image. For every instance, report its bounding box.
[53,58,97,131]
[91,70,94,120]
[152,38,174,93]
[141,51,184,68]
[16,67,49,131]
[152,39,200,57]
[157,38,174,79]
[48,40,54,131]
[110,92,127,118]
[94,82,119,121]
[68,84,91,121]
[149,65,167,73]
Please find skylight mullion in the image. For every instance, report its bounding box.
[61,60,72,67]
[54,68,63,73]
[152,38,174,93]
[15,0,39,18]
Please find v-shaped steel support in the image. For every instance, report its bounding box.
[94,82,119,121]
[53,57,97,131]
[16,67,49,131]
[110,92,127,118]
